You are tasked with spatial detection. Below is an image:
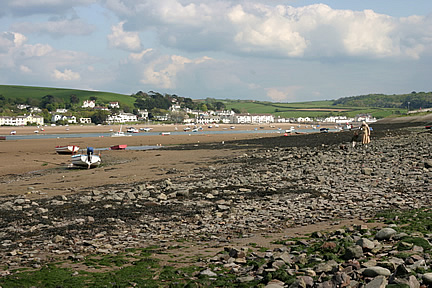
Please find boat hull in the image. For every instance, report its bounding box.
[56,145,79,154]
[71,154,101,168]
[110,144,127,150]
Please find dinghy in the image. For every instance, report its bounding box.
[71,147,101,168]
[55,145,79,154]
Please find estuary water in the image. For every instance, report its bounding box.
[2,128,336,140]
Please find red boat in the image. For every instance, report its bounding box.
[110,144,127,150]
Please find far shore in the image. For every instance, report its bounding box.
[0,122,342,136]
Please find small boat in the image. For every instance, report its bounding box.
[320,128,329,133]
[56,145,80,154]
[126,127,139,133]
[110,144,127,150]
[111,125,131,137]
[140,127,153,132]
[184,127,191,131]
[71,154,101,168]
[285,127,295,133]
[160,132,170,136]
[10,130,16,135]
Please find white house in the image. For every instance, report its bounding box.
[296,117,313,123]
[231,113,274,124]
[196,115,221,124]
[79,118,92,124]
[231,114,251,124]
[169,103,181,112]
[51,115,77,124]
[323,116,351,124]
[0,115,44,126]
[56,108,68,113]
[355,114,377,123]
[109,102,120,109]
[17,104,30,110]
[106,112,137,123]
[30,107,42,113]
[137,109,149,120]
[82,100,95,108]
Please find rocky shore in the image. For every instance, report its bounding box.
[1,121,432,286]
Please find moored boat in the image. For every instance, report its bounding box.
[111,125,131,137]
[71,154,101,168]
[110,144,127,150]
[55,145,80,154]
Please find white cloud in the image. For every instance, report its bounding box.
[107,22,142,51]
[0,32,26,52]
[20,65,32,73]
[129,48,153,61]
[104,1,432,60]
[266,87,300,102]
[52,69,81,81]
[11,18,95,37]
[140,54,211,89]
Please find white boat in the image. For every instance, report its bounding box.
[285,127,295,133]
[126,127,139,133]
[71,154,101,168]
[140,127,153,132]
[111,125,131,137]
[55,145,80,154]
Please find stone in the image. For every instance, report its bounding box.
[200,269,217,277]
[356,238,375,250]
[363,266,391,277]
[375,228,397,240]
[365,276,387,288]
[343,245,363,260]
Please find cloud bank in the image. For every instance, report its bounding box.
[0,0,431,101]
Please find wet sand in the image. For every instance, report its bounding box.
[0,123,314,198]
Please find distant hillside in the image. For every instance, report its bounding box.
[0,85,135,107]
[1,85,430,120]
[333,91,432,110]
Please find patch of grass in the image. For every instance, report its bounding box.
[398,237,431,251]
[84,255,129,268]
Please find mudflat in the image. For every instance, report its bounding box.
[0,123,313,198]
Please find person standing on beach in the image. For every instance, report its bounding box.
[360,121,371,147]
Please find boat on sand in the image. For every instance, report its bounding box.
[110,144,127,150]
[71,154,101,168]
[55,145,80,154]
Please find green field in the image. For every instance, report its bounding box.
[0,85,135,107]
[222,100,403,119]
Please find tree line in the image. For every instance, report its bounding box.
[333,91,432,110]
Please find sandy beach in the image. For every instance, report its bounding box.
[0,123,320,198]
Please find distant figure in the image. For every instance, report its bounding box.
[360,121,371,147]
[87,147,94,162]
[351,121,371,148]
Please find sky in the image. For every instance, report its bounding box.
[0,0,431,103]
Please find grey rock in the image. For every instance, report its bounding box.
[375,228,397,240]
[343,245,363,260]
[365,276,387,288]
[363,266,391,277]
